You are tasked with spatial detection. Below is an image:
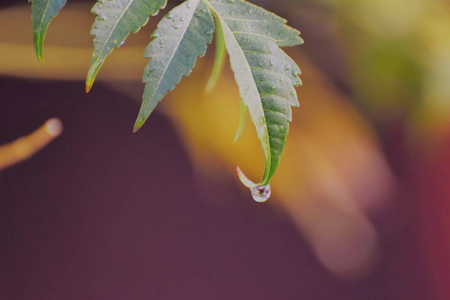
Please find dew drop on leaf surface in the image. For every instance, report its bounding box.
[250,184,271,203]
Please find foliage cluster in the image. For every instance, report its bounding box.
[28,0,303,199]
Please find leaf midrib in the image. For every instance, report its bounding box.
[231,31,289,44]
[37,0,52,53]
[93,0,134,63]
[145,0,200,96]
[222,16,276,23]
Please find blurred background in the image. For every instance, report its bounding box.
[1,0,449,299]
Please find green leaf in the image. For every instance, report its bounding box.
[134,0,215,132]
[86,0,167,92]
[207,0,303,186]
[205,15,226,93]
[29,0,67,63]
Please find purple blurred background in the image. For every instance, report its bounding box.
[0,78,433,299]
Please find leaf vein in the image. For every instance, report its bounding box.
[231,31,288,43]
[96,0,134,59]
[250,66,294,84]
[222,16,271,23]
[137,0,151,11]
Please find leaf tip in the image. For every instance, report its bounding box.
[85,75,95,93]
[133,120,144,133]
[86,62,103,93]
[236,166,257,188]
[33,41,45,63]
[233,122,244,144]
[204,80,215,94]
[37,54,45,64]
